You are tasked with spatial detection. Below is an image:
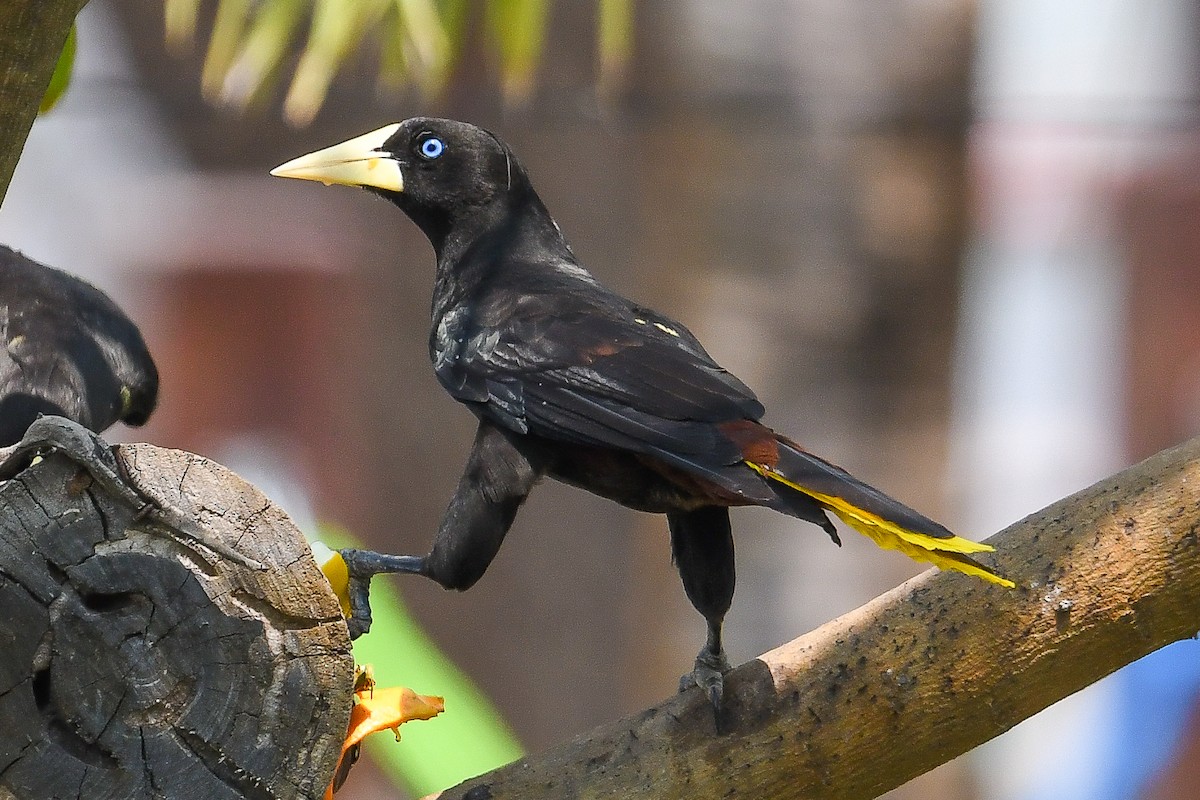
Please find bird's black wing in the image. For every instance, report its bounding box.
[434,266,763,467]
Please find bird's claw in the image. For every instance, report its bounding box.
[343,571,374,640]
[680,648,732,719]
[338,549,426,640]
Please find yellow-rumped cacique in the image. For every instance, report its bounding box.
[272,118,1013,717]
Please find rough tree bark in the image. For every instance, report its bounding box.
[0,441,353,800]
[3,433,1199,799]
[430,435,1200,800]
[0,429,1195,796]
[0,0,85,204]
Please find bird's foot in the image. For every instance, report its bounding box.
[679,647,732,719]
[338,549,425,640]
[0,416,263,570]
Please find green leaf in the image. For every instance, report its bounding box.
[374,6,411,93]
[164,0,202,54]
[316,525,524,796]
[284,0,389,126]
[39,24,75,115]
[219,0,308,110]
[487,0,551,106]
[173,0,631,125]
[596,0,632,102]
[394,0,450,96]
[201,0,253,102]
[437,0,472,65]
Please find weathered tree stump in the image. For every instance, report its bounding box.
[0,442,353,800]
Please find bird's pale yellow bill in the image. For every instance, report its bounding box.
[270,123,404,192]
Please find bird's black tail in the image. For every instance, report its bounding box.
[745,437,1013,588]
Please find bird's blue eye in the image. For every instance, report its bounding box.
[419,137,445,159]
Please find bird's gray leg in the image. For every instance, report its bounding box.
[0,415,263,569]
[340,419,543,638]
[669,506,736,723]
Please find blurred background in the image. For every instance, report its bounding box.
[3,1,1200,798]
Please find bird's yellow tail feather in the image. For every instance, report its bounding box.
[745,461,1014,588]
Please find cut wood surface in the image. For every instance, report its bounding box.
[432,436,1200,800]
[0,443,353,800]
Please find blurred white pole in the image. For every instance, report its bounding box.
[955,1,1197,798]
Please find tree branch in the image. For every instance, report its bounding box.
[0,0,85,205]
[432,436,1200,799]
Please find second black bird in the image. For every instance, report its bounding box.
[272,119,1012,714]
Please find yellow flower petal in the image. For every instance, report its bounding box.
[326,682,444,797]
[344,686,445,751]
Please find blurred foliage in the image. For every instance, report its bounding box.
[164,0,633,126]
[38,24,76,114]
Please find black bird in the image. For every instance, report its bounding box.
[0,249,264,571]
[272,119,1012,713]
[0,245,158,446]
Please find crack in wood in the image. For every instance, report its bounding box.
[230,589,341,632]
[138,728,156,796]
[173,727,274,800]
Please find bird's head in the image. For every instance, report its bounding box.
[112,347,158,427]
[271,118,523,247]
[0,247,160,446]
